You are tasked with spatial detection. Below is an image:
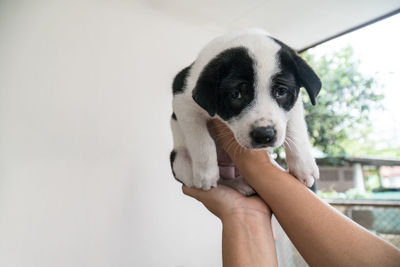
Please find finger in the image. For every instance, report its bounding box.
[183,184,229,204]
[210,119,241,156]
[182,185,208,201]
[182,185,197,198]
[207,120,218,140]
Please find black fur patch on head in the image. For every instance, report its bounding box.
[172,66,191,95]
[270,71,300,111]
[171,112,177,120]
[272,38,321,106]
[192,47,255,120]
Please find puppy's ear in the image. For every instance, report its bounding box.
[274,38,322,105]
[192,63,220,117]
[292,55,322,105]
[174,64,217,115]
[172,65,192,95]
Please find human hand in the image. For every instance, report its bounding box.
[183,185,277,267]
[181,119,274,221]
[182,184,271,222]
[208,119,272,168]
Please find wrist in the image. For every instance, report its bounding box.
[221,212,272,245]
[221,209,271,226]
[233,150,274,175]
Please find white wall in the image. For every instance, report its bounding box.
[0,1,224,266]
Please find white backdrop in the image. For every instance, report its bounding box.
[0,1,224,266]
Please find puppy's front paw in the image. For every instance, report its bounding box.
[192,162,219,190]
[287,156,319,187]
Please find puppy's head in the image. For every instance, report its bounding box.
[190,29,321,149]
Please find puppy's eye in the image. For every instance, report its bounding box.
[274,86,288,98]
[230,89,242,99]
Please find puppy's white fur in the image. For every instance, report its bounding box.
[171,29,319,191]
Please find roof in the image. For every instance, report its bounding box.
[347,157,400,166]
[147,0,400,51]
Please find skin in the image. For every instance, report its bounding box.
[182,119,400,267]
[182,185,278,267]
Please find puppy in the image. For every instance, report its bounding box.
[170,29,321,195]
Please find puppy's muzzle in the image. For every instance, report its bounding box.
[250,126,276,147]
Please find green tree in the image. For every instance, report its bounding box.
[301,46,384,157]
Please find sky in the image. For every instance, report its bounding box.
[307,13,400,155]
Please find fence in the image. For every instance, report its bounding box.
[273,199,400,266]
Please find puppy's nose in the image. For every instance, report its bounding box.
[250,126,276,145]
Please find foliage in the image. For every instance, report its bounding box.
[365,173,381,191]
[317,187,371,200]
[301,46,384,157]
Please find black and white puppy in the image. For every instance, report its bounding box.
[170,29,321,195]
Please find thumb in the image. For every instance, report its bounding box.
[182,185,205,201]
[208,119,242,158]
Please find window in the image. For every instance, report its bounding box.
[302,14,400,199]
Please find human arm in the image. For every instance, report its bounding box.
[182,185,278,267]
[211,119,400,267]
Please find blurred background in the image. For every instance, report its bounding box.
[0,1,399,266]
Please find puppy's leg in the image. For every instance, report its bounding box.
[284,98,319,187]
[178,113,219,191]
[170,114,194,186]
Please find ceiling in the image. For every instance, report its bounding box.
[143,0,400,51]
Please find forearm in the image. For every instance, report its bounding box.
[237,153,400,266]
[222,214,278,267]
